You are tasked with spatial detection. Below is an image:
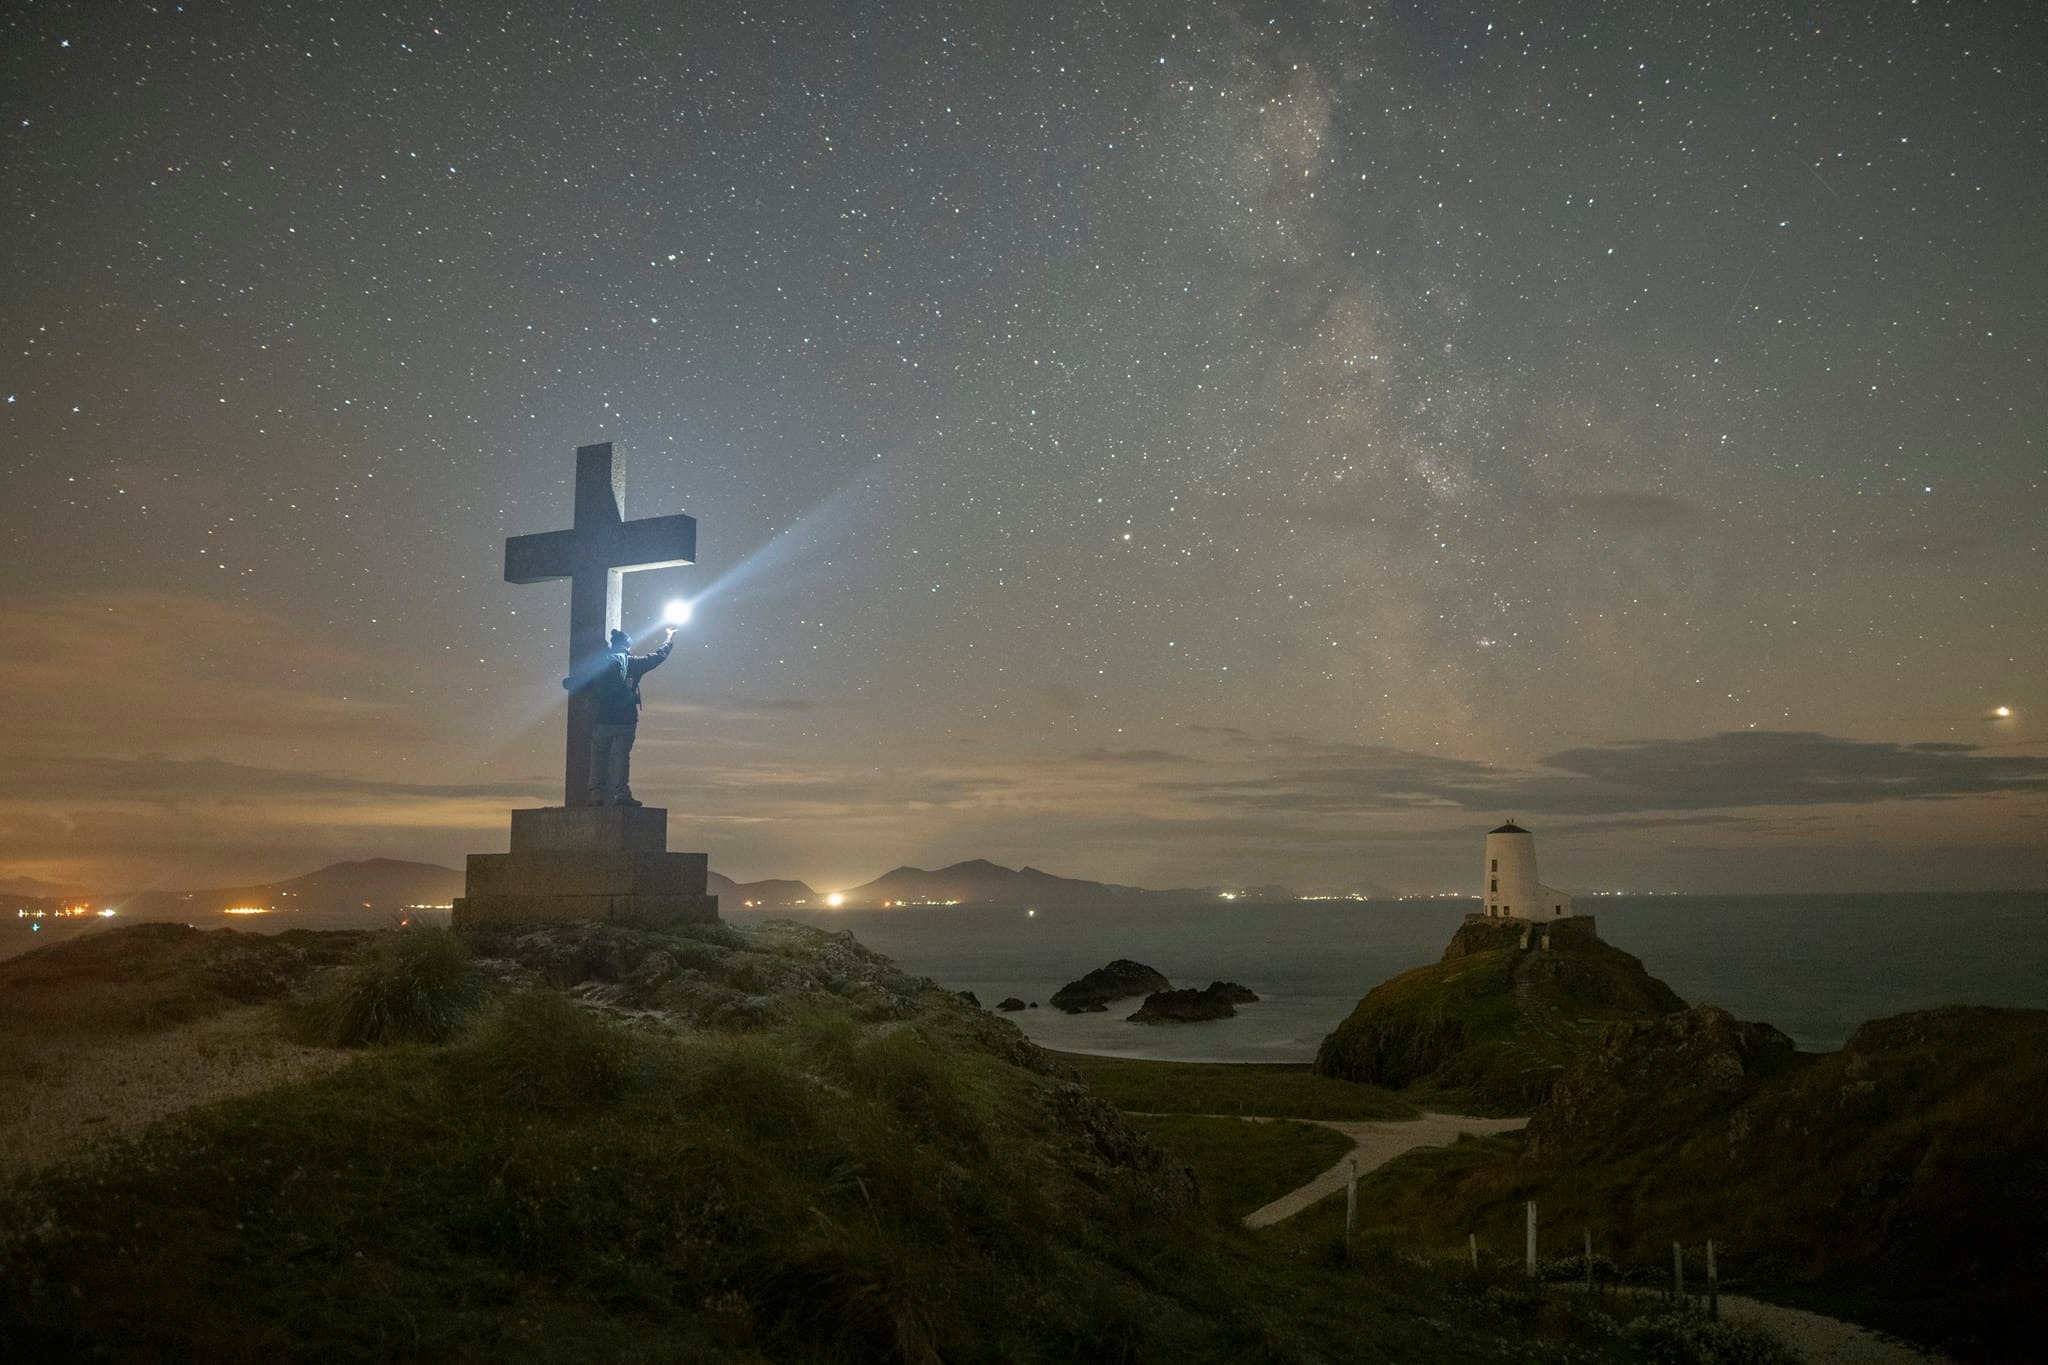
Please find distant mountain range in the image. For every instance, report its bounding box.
[707,873,823,908]
[6,856,1321,921]
[827,858,1226,908]
[0,874,93,900]
[107,858,469,921]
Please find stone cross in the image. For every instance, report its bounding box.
[505,442,697,806]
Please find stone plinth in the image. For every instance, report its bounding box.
[510,805,669,853]
[453,805,719,929]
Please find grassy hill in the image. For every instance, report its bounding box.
[1313,917,1684,1112]
[0,919,1719,1364]
[1338,1002,2048,1361]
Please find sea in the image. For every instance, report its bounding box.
[765,892,2048,1061]
[11,892,2044,1060]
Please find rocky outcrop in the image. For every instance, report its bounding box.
[1314,919,1686,1112]
[1050,959,1170,1013]
[997,996,1027,1012]
[1524,1004,1797,1161]
[1126,981,1260,1024]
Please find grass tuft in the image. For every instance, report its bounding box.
[299,927,481,1047]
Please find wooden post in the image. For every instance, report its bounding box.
[1526,1201,1537,1277]
[1344,1159,1358,1251]
[1707,1239,1719,1319]
[1672,1241,1684,1301]
[1584,1229,1593,1293]
[1469,1231,1479,1272]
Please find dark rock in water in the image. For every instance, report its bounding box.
[1028,1001,1039,1008]
[957,990,982,1009]
[1128,982,1250,1024]
[1050,958,1170,1013]
[997,996,1028,1012]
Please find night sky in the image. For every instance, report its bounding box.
[3,1,2043,897]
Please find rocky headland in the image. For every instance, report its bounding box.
[1313,915,1682,1111]
[1317,913,2048,1360]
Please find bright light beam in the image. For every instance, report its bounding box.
[687,477,880,612]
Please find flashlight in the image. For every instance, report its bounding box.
[662,599,693,627]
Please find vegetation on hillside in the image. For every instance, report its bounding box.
[1333,1003,2048,1361]
[1056,1052,1417,1121]
[1313,918,1684,1112]
[1126,1114,1355,1224]
[0,921,362,1038]
[0,919,1714,1365]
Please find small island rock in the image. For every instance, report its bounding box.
[997,996,1028,1012]
[1050,959,1171,1014]
[1127,981,1257,1024]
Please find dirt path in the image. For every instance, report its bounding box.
[1225,1106,1958,1363]
[1710,1295,1956,1365]
[1241,1112,1528,1228]
[0,1007,350,1182]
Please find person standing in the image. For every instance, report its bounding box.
[586,626,674,807]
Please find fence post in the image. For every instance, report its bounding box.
[1707,1239,1718,1319]
[1526,1201,1537,1278]
[1344,1159,1358,1252]
[1584,1229,1593,1293]
[1469,1231,1479,1271]
[1672,1241,1684,1301]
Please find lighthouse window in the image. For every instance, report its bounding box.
[1490,859,1497,872]
[1490,879,1497,893]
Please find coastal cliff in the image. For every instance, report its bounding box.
[1312,915,1685,1112]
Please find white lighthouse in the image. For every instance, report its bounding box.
[1480,821,1575,919]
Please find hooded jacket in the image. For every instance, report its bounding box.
[592,640,672,726]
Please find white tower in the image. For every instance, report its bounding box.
[1481,821,1574,919]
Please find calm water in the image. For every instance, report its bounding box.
[760,892,2048,1061]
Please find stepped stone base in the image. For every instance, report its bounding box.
[452,806,719,929]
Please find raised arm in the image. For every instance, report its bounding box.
[627,639,674,680]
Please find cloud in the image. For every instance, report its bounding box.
[0,590,412,757]
[0,754,542,805]
[1531,731,2048,811]
[1070,748,1194,766]
[1155,730,2048,819]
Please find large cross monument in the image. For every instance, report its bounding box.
[452,442,720,929]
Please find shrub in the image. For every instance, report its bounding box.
[303,927,481,1047]
[457,989,633,1114]
[1620,1306,1803,1365]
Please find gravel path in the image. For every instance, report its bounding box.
[1711,1295,1957,1365]
[1241,1112,1529,1228]
[0,1008,350,1182]
[1226,1110,1958,1364]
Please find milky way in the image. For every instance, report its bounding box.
[2,2,2041,893]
